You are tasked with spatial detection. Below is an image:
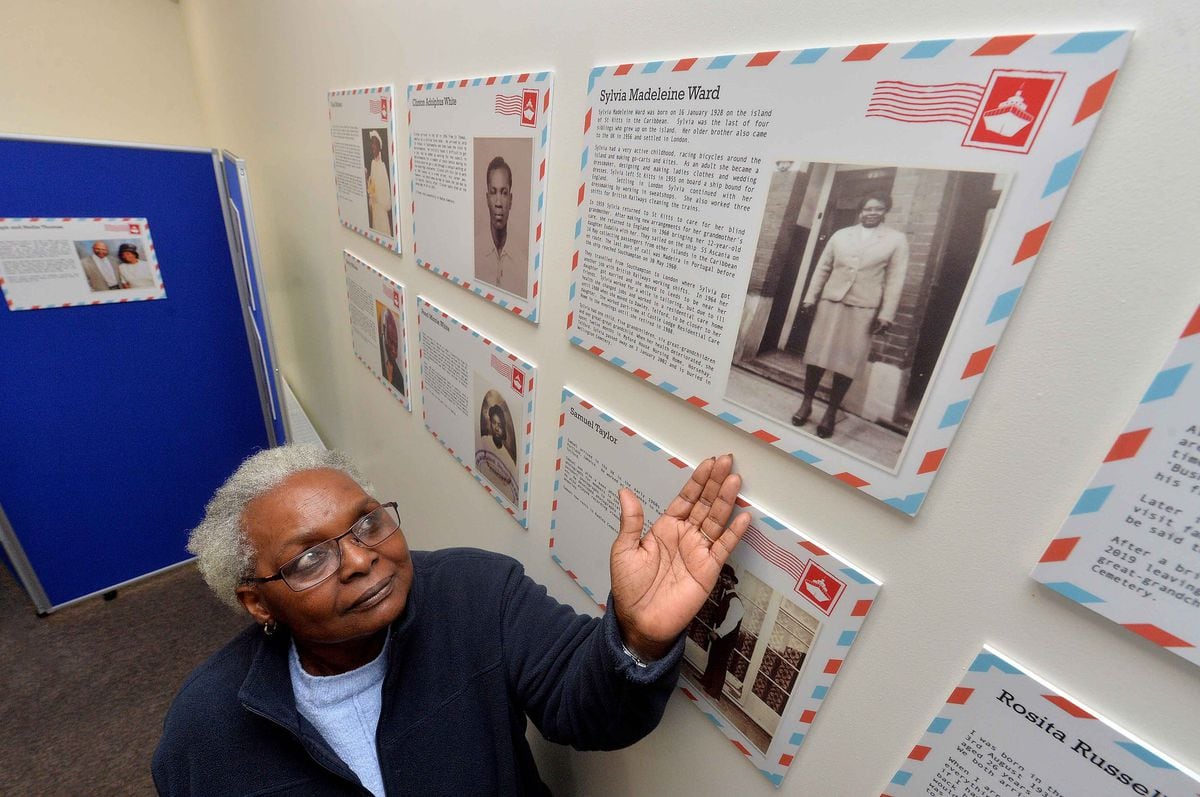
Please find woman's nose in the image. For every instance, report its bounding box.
[338,533,378,575]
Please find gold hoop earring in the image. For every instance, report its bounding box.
[263,620,278,636]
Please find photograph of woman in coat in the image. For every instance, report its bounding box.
[791,193,908,439]
[726,162,1005,469]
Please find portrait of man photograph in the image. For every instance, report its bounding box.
[473,137,532,300]
[77,239,121,291]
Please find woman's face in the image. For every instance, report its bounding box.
[489,411,506,443]
[235,468,413,647]
[120,250,139,263]
[859,199,888,228]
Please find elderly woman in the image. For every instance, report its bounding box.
[792,193,908,439]
[153,445,748,795]
[117,243,156,289]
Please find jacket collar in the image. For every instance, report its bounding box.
[235,561,423,777]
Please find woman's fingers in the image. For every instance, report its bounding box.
[709,511,751,561]
[662,457,715,520]
[686,454,735,529]
[612,488,646,554]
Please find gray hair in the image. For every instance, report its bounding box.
[188,445,372,611]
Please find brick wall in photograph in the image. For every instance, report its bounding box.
[747,168,806,297]
[869,168,951,372]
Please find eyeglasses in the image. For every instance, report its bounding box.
[241,502,401,592]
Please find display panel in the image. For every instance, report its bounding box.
[344,250,410,410]
[417,297,535,526]
[0,217,164,309]
[884,646,1198,796]
[550,388,879,786]
[408,72,552,322]
[568,32,1131,514]
[328,85,401,253]
[1033,305,1200,667]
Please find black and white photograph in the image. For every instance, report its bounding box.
[473,136,532,299]
[362,127,393,238]
[725,161,1008,470]
[682,562,820,754]
[473,382,520,506]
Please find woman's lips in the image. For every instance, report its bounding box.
[347,575,394,612]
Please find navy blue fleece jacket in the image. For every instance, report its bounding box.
[152,548,683,796]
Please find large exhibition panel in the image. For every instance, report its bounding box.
[0,137,272,610]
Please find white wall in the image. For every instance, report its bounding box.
[1,0,208,146]
[187,1,1200,793]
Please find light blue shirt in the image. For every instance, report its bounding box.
[288,638,389,796]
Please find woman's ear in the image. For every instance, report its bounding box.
[236,584,273,626]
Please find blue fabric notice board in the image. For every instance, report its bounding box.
[224,151,287,446]
[0,137,272,610]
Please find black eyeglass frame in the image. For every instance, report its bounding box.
[240,502,401,592]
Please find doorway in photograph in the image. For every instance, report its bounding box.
[726,161,1007,470]
[682,567,819,753]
